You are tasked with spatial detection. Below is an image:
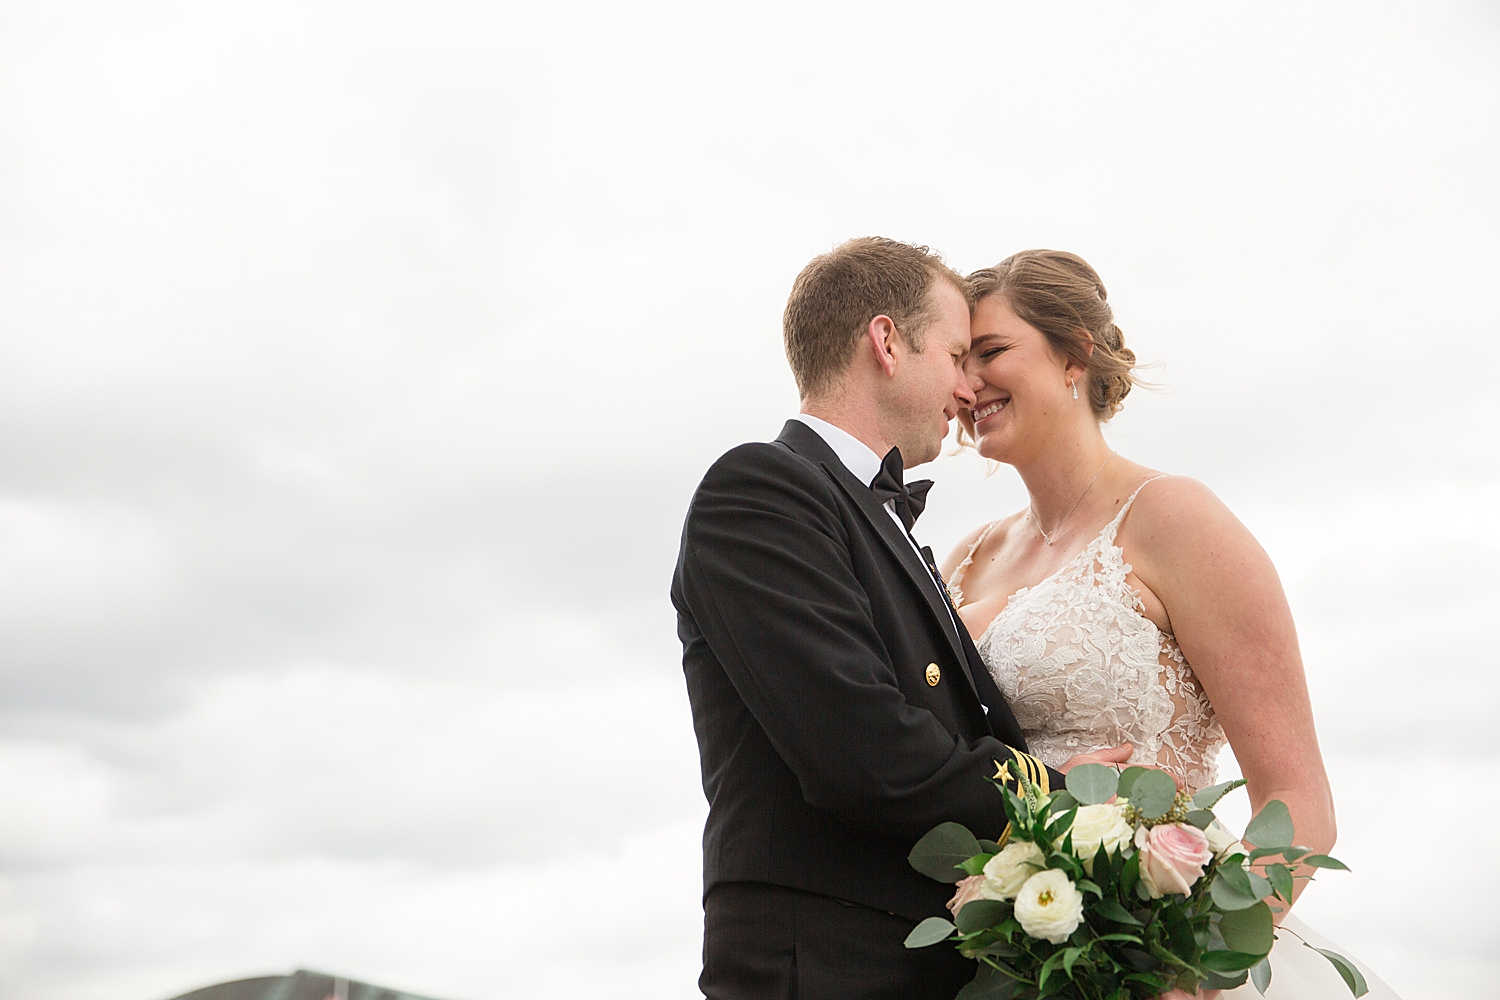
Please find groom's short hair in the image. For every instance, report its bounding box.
[783,237,968,399]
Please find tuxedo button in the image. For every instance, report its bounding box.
[925,663,941,686]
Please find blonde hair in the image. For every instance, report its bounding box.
[965,249,1142,420]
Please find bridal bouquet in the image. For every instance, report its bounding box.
[904,762,1366,999]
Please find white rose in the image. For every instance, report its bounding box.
[1064,803,1134,873]
[1203,819,1247,859]
[979,841,1046,901]
[1013,868,1085,944]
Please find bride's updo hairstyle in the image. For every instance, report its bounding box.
[966,250,1142,421]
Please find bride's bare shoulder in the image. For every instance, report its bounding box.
[1122,475,1264,570]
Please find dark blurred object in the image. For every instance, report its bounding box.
[166,969,452,1000]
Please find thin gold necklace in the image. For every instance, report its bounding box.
[1029,453,1117,545]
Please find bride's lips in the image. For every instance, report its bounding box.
[970,396,1011,429]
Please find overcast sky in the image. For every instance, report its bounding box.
[1,2,1496,998]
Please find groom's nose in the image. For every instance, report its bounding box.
[954,369,977,408]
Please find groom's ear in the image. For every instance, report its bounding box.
[865,315,900,377]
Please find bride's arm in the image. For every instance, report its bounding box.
[1123,477,1337,909]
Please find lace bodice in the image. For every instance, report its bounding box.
[949,479,1226,793]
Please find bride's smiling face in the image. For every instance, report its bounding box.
[959,295,1082,463]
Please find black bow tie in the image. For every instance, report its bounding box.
[869,447,933,532]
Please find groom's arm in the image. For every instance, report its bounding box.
[676,443,1037,843]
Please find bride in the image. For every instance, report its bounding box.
[939,250,1398,1000]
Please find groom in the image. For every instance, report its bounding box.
[671,238,1128,999]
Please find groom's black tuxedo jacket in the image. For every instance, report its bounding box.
[672,420,1063,921]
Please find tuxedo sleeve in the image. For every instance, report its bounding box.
[676,443,1042,843]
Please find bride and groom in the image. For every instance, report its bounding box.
[670,238,1396,999]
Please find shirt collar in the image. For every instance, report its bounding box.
[791,414,887,487]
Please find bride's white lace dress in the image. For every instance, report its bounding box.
[948,479,1399,999]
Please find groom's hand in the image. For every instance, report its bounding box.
[1056,743,1133,774]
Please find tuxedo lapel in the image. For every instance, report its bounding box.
[775,421,981,703]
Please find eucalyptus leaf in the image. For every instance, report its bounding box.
[1247,870,1273,901]
[1130,769,1178,819]
[1243,800,1294,849]
[1267,863,1294,902]
[1116,766,1151,799]
[904,916,957,948]
[1048,790,1079,813]
[1301,854,1351,871]
[909,823,984,882]
[1250,957,1273,995]
[1065,763,1120,805]
[1199,950,1265,973]
[1308,945,1370,997]
[956,899,1012,934]
[1203,969,1250,991]
[979,839,1002,854]
[1186,809,1215,830]
[1218,901,1275,955]
[1210,871,1261,911]
[1192,777,1247,809]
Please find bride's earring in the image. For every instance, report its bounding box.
[1071,379,1079,400]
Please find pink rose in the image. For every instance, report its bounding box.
[946,875,987,916]
[1135,823,1212,898]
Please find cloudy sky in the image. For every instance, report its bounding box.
[0,1,1496,998]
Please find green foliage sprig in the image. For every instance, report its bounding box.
[904,764,1366,1000]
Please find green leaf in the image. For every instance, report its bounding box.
[959,853,996,876]
[1210,870,1262,911]
[1301,854,1351,871]
[1267,863,1294,902]
[904,916,957,948]
[1095,932,1144,943]
[1076,879,1102,898]
[1307,945,1370,997]
[1048,790,1078,813]
[1199,949,1265,973]
[1116,765,1151,799]
[1192,777,1247,809]
[1203,969,1250,990]
[1243,800,1294,849]
[1065,763,1120,805]
[1246,846,1292,863]
[1120,850,1141,899]
[1186,809,1215,830]
[1130,769,1178,819]
[1250,956,1273,995]
[1218,901,1275,955]
[978,839,1002,854]
[1093,897,1144,925]
[955,961,1019,1000]
[909,823,984,882]
[956,899,1012,934]
[1280,846,1311,863]
[1036,949,1067,993]
[1247,870,1273,900]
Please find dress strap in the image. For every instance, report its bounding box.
[1104,475,1170,537]
[946,519,1001,608]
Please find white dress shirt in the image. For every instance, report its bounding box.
[792,414,916,550]
[791,413,983,711]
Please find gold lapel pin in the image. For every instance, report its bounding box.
[925,663,941,686]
